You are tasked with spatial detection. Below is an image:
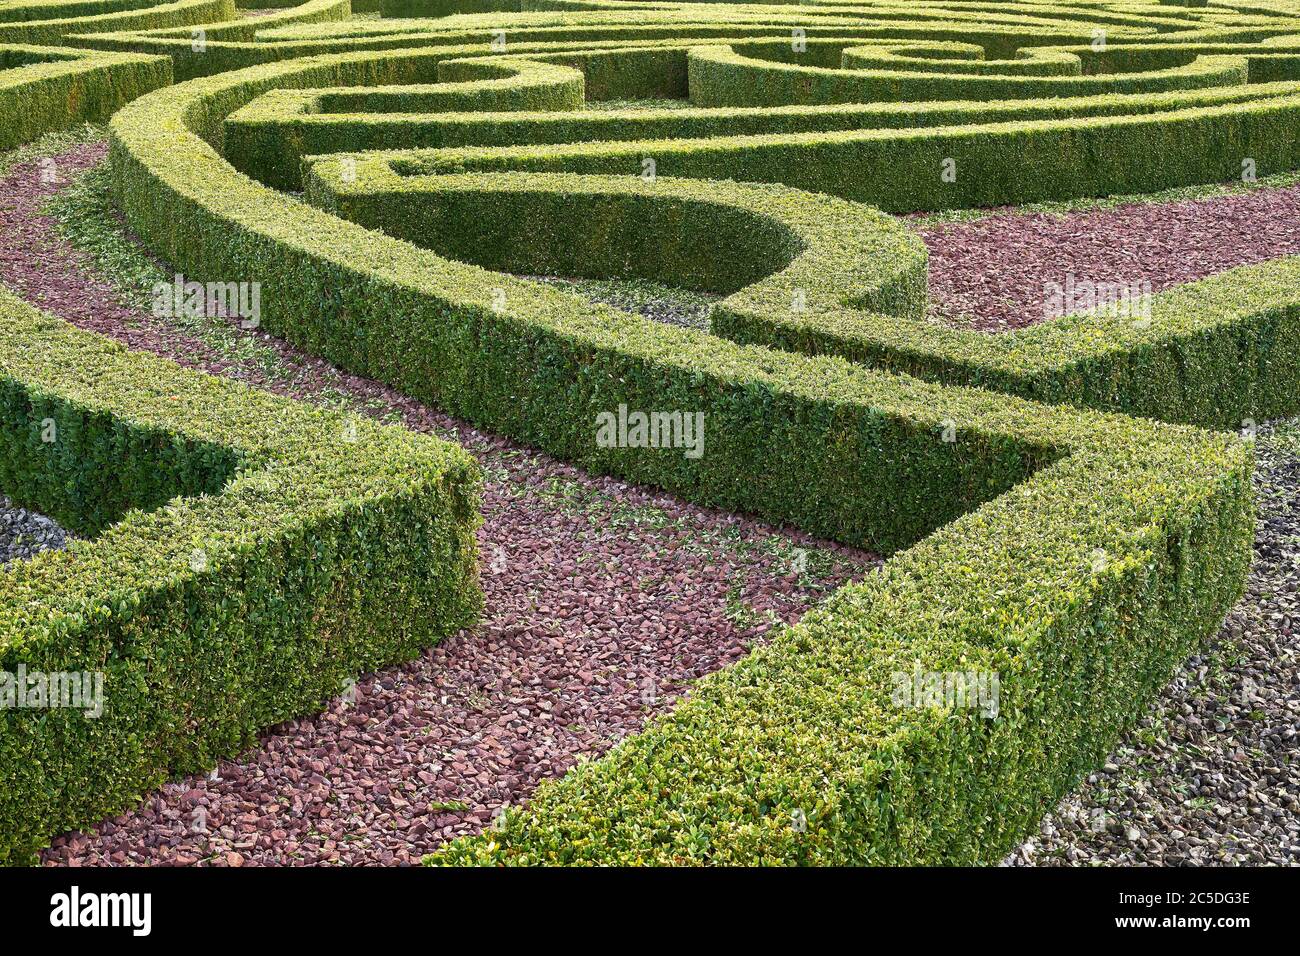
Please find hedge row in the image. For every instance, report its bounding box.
[0,44,171,151]
[68,6,1147,80]
[102,45,1269,865]
[0,0,230,46]
[0,287,482,864]
[688,43,1249,107]
[299,148,1300,434]
[67,0,352,78]
[838,42,1084,77]
[394,79,1300,212]
[302,161,929,322]
[223,62,1300,190]
[306,56,585,116]
[436,382,1252,864]
[10,0,1293,865]
[111,67,1015,550]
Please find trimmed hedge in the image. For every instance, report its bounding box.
[0,287,482,864]
[302,163,928,320]
[224,62,1297,190]
[8,0,1300,865]
[688,42,1249,107]
[67,7,1148,80]
[0,44,171,150]
[0,0,231,46]
[305,56,585,116]
[304,150,1300,433]
[435,376,1252,865]
[101,41,1275,868]
[68,0,353,78]
[392,83,1300,215]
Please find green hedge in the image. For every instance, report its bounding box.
[301,151,1300,433]
[688,43,1249,107]
[11,0,1299,866]
[0,44,171,151]
[395,82,1300,212]
[435,382,1252,865]
[303,162,928,321]
[63,0,350,78]
[65,6,1139,81]
[0,288,482,864]
[100,47,1275,867]
[223,54,1295,190]
[0,0,231,46]
[305,56,585,116]
[838,42,1084,77]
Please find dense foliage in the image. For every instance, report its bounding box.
[2,0,1298,864]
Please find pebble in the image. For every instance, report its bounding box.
[0,494,71,564]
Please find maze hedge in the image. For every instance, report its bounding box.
[0,43,170,148]
[2,0,1299,865]
[0,287,482,864]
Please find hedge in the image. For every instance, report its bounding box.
[300,150,1300,434]
[303,56,586,116]
[7,0,1299,865]
[67,0,352,78]
[0,0,231,46]
[67,6,1150,80]
[0,44,171,151]
[434,376,1253,865]
[98,41,1277,868]
[688,43,1250,107]
[302,162,929,322]
[223,55,1296,190]
[394,79,1300,216]
[0,287,482,864]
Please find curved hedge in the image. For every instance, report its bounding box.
[98,13,1282,864]
[0,288,482,864]
[0,43,170,149]
[688,43,1250,107]
[0,0,231,46]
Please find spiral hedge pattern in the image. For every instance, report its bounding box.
[2,0,1299,864]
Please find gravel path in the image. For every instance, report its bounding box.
[0,147,878,866]
[6,144,1296,866]
[0,495,70,564]
[0,143,228,369]
[918,185,1300,332]
[1007,426,1300,866]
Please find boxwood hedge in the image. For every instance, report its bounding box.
[5,0,1299,865]
[99,30,1280,865]
[0,0,230,46]
[0,287,482,864]
[0,43,171,150]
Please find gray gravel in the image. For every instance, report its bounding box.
[1007,421,1300,866]
[0,494,71,564]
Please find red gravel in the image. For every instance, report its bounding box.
[918,185,1300,331]
[2,146,877,866]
